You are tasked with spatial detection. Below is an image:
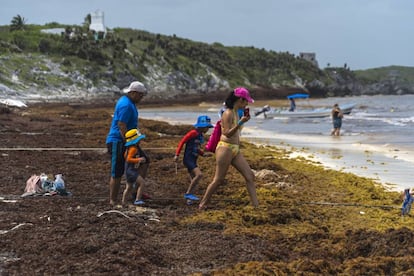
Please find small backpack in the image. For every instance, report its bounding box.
[205,120,221,153]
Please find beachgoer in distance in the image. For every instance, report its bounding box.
[174,115,214,205]
[106,81,150,206]
[199,87,259,210]
[289,98,296,112]
[401,188,414,216]
[331,103,343,136]
[123,129,147,205]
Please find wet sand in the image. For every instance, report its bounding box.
[141,105,414,193]
[244,131,414,192]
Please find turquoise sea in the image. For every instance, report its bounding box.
[140,95,414,192]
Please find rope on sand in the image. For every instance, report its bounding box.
[0,147,174,151]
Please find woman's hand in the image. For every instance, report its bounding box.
[240,115,250,124]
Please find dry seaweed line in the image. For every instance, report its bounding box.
[302,201,400,210]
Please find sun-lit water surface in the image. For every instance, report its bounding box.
[141,95,414,192]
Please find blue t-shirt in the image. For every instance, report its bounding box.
[106,95,138,144]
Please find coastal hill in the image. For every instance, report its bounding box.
[1,22,414,104]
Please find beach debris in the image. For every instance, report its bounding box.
[134,206,160,222]
[263,182,293,189]
[254,169,293,188]
[39,215,51,223]
[21,173,71,197]
[97,210,133,219]
[96,208,160,222]
[0,253,21,264]
[0,196,18,203]
[253,169,282,180]
[0,99,27,108]
[0,223,33,235]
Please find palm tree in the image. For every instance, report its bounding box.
[83,14,91,28]
[10,14,27,31]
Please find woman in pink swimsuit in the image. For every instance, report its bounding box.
[199,87,259,210]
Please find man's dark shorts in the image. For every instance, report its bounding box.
[107,141,126,178]
[107,142,150,178]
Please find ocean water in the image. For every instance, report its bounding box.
[140,95,414,192]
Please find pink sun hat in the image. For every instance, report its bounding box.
[234,87,254,103]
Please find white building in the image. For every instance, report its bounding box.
[89,10,106,36]
[40,28,65,35]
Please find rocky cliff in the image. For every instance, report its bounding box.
[1,26,414,103]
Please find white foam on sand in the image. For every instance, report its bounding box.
[242,126,414,192]
[0,99,27,108]
[140,110,414,192]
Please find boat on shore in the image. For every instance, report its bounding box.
[262,103,356,118]
[254,93,356,119]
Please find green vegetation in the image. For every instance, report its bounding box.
[9,14,27,32]
[354,66,414,84]
[1,19,414,98]
[0,21,333,92]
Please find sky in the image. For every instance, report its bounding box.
[1,0,413,70]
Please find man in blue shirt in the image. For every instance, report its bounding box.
[106,81,149,206]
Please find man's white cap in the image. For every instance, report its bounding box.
[122,81,147,94]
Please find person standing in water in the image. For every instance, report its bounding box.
[331,103,343,136]
[289,98,296,112]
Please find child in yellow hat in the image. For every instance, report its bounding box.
[123,129,147,205]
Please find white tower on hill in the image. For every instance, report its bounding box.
[89,10,106,36]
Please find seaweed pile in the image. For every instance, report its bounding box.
[1,103,413,275]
